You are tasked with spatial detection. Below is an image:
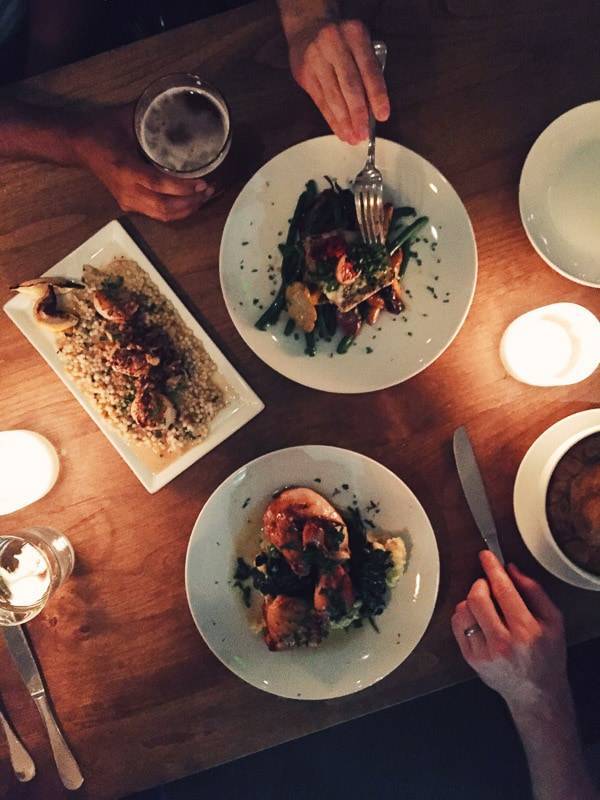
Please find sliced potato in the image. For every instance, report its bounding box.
[285,282,317,333]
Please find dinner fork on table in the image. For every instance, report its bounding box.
[353,40,388,244]
[0,702,35,782]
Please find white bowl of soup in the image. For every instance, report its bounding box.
[540,424,600,584]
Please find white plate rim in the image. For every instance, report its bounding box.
[513,408,600,590]
[219,135,478,393]
[3,220,264,493]
[184,444,440,700]
[519,101,600,288]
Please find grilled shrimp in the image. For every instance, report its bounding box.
[262,487,350,575]
[130,384,176,430]
[93,290,139,325]
[110,344,160,378]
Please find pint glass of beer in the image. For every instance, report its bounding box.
[134,73,231,179]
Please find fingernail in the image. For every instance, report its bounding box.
[376,102,391,121]
[195,181,208,193]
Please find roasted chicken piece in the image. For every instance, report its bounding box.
[262,487,350,576]
[313,563,354,619]
[263,595,325,651]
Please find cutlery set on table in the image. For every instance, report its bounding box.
[1,625,83,789]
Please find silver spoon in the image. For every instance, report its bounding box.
[0,705,35,782]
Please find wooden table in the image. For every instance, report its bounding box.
[1,1,599,797]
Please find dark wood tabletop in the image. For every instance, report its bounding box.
[1,1,599,797]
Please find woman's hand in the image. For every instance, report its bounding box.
[451,551,568,710]
[285,18,390,145]
[73,105,214,222]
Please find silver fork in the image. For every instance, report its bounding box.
[353,41,388,244]
[0,704,35,782]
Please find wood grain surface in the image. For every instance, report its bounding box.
[1,1,599,797]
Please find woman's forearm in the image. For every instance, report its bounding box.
[508,688,598,800]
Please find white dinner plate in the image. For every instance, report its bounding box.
[185,445,440,700]
[220,136,477,393]
[520,102,600,287]
[513,408,600,591]
[3,220,264,493]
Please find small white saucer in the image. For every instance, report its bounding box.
[513,409,600,591]
[520,102,600,287]
[0,430,60,515]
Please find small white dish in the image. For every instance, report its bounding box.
[220,136,477,393]
[500,303,600,386]
[520,102,600,287]
[0,430,59,515]
[514,408,600,590]
[185,445,440,700]
[3,221,264,493]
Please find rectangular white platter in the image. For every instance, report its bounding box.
[3,220,264,493]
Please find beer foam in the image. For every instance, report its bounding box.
[140,87,228,173]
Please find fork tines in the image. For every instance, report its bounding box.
[354,186,385,245]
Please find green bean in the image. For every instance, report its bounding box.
[387,207,417,244]
[255,286,285,330]
[286,181,317,245]
[400,247,412,277]
[321,304,337,337]
[395,206,416,218]
[336,334,355,354]
[304,330,316,357]
[316,307,329,339]
[283,318,295,336]
[281,246,303,286]
[389,216,429,254]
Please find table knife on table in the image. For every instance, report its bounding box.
[2,625,83,790]
[453,426,505,565]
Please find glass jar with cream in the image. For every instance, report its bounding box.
[0,528,74,625]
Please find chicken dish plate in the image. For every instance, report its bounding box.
[233,487,406,651]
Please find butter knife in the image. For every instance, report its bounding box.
[2,626,83,790]
[453,426,505,565]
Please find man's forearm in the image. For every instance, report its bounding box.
[0,100,83,165]
[508,688,598,800]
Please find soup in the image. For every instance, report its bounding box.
[546,432,600,575]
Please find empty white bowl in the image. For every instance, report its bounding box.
[520,101,600,287]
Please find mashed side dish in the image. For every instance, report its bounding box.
[233,487,407,651]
